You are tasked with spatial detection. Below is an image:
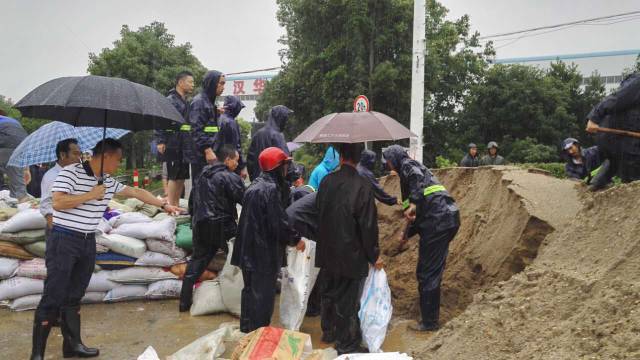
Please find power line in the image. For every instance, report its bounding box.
[226,67,281,76]
[479,10,640,40]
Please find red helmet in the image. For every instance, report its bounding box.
[259,147,292,171]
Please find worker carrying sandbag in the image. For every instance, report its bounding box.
[179,145,245,312]
[232,147,304,333]
[382,145,460,332]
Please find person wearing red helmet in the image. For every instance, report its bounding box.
[231,147,305,333]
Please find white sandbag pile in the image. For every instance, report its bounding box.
[0,197,194,312]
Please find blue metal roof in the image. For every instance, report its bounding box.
[493,49,640,64]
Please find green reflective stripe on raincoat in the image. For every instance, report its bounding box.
[424,184,446,197]
[584,166,602,182]
[402,199,410,210]
[204,126,219,133]
[180,124,191,131]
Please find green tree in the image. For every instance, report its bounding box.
[88,21,207,169]
[257,0,493,166]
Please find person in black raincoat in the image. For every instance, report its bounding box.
[213,95,248,179]
[288,163,315,203]
[188,70,226,184]
[155,71,195,206]
[382,145,460,332]
[480,141,505,165]
[178,145,245,312]
[562,137,604,182]
[586,72,640,190]
[246,105,292,181]
[357,149,398,206]
[460,143,480,167]
[316,143,382,355]
[232,147,304,333]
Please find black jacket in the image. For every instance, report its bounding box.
[231,171,299,273]
[356,150,397,206]
[383,145,460,235]
[188,71,223,164]
[191,162,245,233]
[286,191,318,240]
[214,96,246,169]
[290,185,315,203]
[247,106,291,181]
[460,153,480,167]
[565,146,602,180]
[155,89,193,162]
[316,165,379,279]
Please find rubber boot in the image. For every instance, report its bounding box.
[61,306,99,358]
[30,319,52,360]
[412,287,441,332]
[179,276,195,312]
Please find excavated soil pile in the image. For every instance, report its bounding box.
[377,167,580,324]
[411,176,640,359]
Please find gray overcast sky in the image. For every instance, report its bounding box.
[2,0,639,101]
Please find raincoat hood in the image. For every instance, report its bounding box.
[359,149,377,171]
[267,105,293,132]
[321,146,340,172]
[382,145,409,172]
[224,95,245,118]
[202,70,223,103]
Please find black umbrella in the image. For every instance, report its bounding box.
[15,75,184,181]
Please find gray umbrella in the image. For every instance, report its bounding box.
[293,111,416,143]
[15,75,184,180]
[15,75,183,130]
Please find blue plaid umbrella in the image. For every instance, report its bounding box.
[8,121,129,167]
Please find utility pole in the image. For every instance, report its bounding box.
[410,0,426,163]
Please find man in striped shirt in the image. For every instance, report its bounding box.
[31,138,183,360]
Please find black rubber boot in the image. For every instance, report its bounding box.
[61,306,99,358]
[179,277,195,312]
[30,319,52,360]
[415,287,441,332]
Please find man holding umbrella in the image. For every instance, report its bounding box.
[31,138,183,359]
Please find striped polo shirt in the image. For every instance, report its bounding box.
[51,163,126,234]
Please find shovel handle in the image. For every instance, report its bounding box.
[596,127,640,139]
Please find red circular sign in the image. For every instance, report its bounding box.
[353,95,370,112]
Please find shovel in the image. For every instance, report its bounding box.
[384,219,412,257]
[595,127,640,139]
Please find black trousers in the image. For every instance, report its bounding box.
[417,226,459,326]
[35,227,96,322]
[240,270,279,333]
[321,273,365,354]
[183,220,228,283]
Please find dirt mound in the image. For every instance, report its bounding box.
[410,177,640,359]
[378,167,580,324]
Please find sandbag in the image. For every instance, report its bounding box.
[190,280,225,316]
[359,268,393,353]
[169,263,216,282]
[24,241,46,258]
[108,212,152,228]
[0,209,46,233]
[96,218,112,234]
[111,218,176,242]
[175,224,192,250]
[135,251,177,267]
[0,207,18,221]
[16,258,47,279]
[104,285,148,302]
[81,292,106,304]
[96,233,146,259]
[108,267,178,284]
[138,203,161,217]
[155,212,191,225]
[0,241,34,260]
[86,271,118,292]
[108,200,133,213]
[236,326,312,360]
[168,324,240,360]
[95,252,137,270]
[334,353,413,360]
[123,198,144,211]
[138,346,161,360]
[0,257,19,279]
[219,239,243,316]
[96,243,109,254]
[0,229,46,245]
[145,279,182,299]
[10,294,41,311]
[280,238,320,331]
[146,239,187,260]
[0,276,44,300]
